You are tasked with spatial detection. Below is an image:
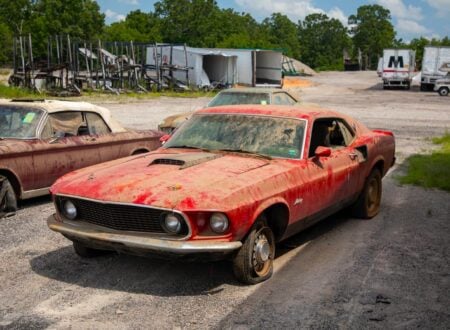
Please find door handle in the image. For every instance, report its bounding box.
[349,153,358,160]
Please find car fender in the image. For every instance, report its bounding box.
[243,196,291,239]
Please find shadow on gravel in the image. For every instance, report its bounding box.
[18,195,52,209]
[29,211,352,297]
[364,82,421,92]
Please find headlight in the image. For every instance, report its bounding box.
[162,213,182,234]
[62,200,77,220]
[210,213,229,233]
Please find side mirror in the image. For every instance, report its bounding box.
[159,134,171,145]
[314,146,331,158]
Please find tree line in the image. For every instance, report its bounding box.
[0,0,449,70]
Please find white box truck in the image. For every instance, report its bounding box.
[381,49,416,89]
[421,46,450,91]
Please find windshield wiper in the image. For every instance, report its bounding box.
[215,148,272,160]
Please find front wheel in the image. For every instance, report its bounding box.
[232,218,275,284]
[439,87,449,96]
[351,169,382,219]
[0,177,17,218]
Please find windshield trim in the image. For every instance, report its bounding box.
[206,92,271,107]
[165,113,308,160]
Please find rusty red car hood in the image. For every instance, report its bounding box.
[51,150,281,210]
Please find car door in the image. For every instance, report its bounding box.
[295,118,360,224]
[31,111,104,189]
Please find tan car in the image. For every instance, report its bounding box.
[158,88,299,133]
[0,99,162,217]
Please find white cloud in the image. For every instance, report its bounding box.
[118,0,139,5]
[425,0,450,17]
[376,0,423,20]
[105,9,126,22]
[234,0,348,25]
[396,19,431,34]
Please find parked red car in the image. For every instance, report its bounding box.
[48,105,395,284]
[0,99,162,217]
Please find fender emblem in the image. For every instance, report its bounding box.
[294,198,303,206]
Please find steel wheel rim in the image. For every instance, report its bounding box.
[252,230,273,277]
[367,177,380,212]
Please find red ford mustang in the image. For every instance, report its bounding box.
[48,105,395,284]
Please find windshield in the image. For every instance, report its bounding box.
[207,92,270,107]
[164,114,306,159]
[0,106,44,139]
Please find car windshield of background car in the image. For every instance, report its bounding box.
[0,106,43,139]
[164,114,306,159]
[207,92,270,106]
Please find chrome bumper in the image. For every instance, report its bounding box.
[47,214,242,254]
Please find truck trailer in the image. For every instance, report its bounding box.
[381,49,416,89]
[421,46,450,91]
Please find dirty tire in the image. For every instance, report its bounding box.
[439,87,449,96]
[0,176,17,218]
[351,169,382,219]
[233,217,275,285]
[73,241,108,258]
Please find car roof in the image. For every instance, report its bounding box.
[0,99,126,132]
[0,99,107,115]
[196,104,344,121]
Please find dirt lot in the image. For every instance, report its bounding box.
[1,71,449,329]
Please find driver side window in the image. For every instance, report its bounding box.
[308,118,355,157]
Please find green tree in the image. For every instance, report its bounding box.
[154,0,222,47]
[262,13,300,58]
[349,4,395,69]
[0,0,33,35]
[216,10,271,49]
[103,10,162,42]
[28,0,105,57]
[298,13,351,70]
[0,23,13,64]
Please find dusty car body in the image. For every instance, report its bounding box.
[158,88,299,133]
[48,105,395,284]
[0,99,162,216]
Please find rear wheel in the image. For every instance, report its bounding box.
[73,241,109,258]
[351,169,382,219]
[0,176,17,218]
[232,217,275,284]
[439,87,449,96]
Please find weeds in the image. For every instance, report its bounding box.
[398,133,450,192]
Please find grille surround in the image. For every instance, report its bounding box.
[55,195,190,238]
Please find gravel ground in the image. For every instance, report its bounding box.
[0,71,449,329]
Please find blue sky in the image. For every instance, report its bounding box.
[97,0,450,41]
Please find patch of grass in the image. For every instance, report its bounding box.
[0,84,43,99]
[0,84,216,102]
[398,133,450,191]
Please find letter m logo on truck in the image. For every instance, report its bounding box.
[388,56,404,68]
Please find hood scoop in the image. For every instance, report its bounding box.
[150,152,222,169]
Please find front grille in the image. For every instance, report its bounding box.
[57,196,188,236]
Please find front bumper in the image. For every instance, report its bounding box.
[47,214,242,255]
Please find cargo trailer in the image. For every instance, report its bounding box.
[421,46,450,91]
[381,49,416,89]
